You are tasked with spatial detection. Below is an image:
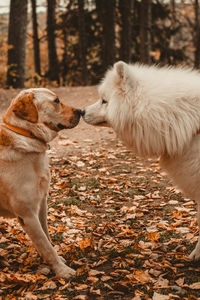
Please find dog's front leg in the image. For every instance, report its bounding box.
[189,202,200,261]
[19,214,76,279]
[39,196,50,241]
[38,197,66,264]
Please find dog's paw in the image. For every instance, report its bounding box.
[189,248,200,261]
[54,263,76,279]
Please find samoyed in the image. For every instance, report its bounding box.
[82,61,200,260]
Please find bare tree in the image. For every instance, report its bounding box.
[31,0,41,76]
[47,0,60,83]
[96,0,116,71]
[171,0,176,24]
[59,0,73,85]
[119,0,134,62]
[78,0,88,85]
[61,19,68,85]
[140,0,152,64]
[194,0,200,68]
[170,0,176,49]
[7,0,28,88]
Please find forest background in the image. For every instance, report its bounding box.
[2,1,200,299]
[1,0,200,89]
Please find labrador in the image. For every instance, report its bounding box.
[0,88,82,278]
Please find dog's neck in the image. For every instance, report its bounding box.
[2,121,47,146]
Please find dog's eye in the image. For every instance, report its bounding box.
[54,98,60,104]
[102,99,107,104]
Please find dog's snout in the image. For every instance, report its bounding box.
[76,109,85,117]
[79,110,85,117]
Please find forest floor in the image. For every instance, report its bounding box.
[0,86,200,299]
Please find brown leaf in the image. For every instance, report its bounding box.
[152,292,169,300]
[78,238,92,251]
[188,282,200,289]
[39,280,57,290]
[133,270,151,283]
[75,284,88,291]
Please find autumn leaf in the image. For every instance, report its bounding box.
[39,280,57,290]
[147,232,160,242]
[188,282,200,289]
[133,270,152,284]
[78,238,92,251]
[0,124,199,298]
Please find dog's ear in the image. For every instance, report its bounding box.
[114,61,129,80]
[114,61,136,93]
[13,92,38,123]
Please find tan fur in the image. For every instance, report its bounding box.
[0,128,13,146]
[12,92,38,123]
[0,88,81,278]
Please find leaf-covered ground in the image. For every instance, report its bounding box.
[0,138,200,299]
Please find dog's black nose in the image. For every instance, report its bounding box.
[77,109,85,116]
[75,109,82,116]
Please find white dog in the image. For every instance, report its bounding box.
[82,61,200,260]
[0,88,82,278]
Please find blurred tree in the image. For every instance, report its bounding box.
[7,0,28,88]
[78,0,88,85]
[31,0,41,76]
[119,0,134,62]
[47,0,60,83]
[96,0,116,71]
[59,0,74,85]
[194,0,200,68]
[171,0,176,25]
[170,0,176,49]
[3,0,195,88]
[60,14,68,85]
[140,0,152,64]
[144,1,184,65]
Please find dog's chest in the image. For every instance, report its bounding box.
[32,153,50,191]
[33,153,49,177]
[0,152,50,217]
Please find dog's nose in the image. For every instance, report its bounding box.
[75,109,82,116]
[77,109,85,117]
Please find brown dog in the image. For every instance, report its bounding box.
[0,88,81,278]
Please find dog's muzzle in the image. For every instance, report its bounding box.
[57,109,83,130]
[80,110,85,117]
[57,123,68,130]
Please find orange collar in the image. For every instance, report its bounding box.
[2,122,46,145]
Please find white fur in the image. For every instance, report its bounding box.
[83,61,200,260]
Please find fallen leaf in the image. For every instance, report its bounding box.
[152,292,169,300]
[188,282,200,289]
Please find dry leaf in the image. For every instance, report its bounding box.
[39,280,57,290]
[188,282,200,289]
[152,292,169,300]
[133,270,151,283]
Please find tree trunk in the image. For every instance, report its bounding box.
[171,0,176,24]
[7,0,28,88]
[170,0,176,49]
[61,25,68,85]
[78,0,88,85]
[139,0,152,64]
[96,0,116,72]
[194,0,200,68]
[60,0,73,85]
[119,0,134,62]
[31,0,41,76]
[47,0,60,83]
